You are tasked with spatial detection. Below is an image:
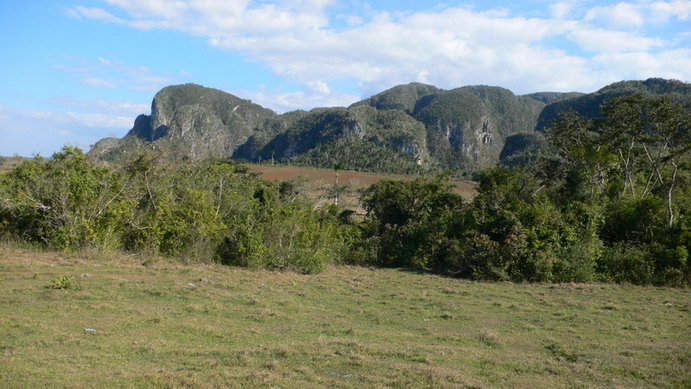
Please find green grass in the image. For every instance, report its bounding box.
[1,244,689,388]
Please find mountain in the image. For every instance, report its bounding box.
[350,82,442,114]
[536,78,691,131]
[90,84,276,161]
[89,78,690,174]
[413,85,546,170]
[234,105,429,174]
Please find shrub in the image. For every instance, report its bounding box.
[552,233,602,283]
[598,243,654,284]
[0,147,121,250]
[217,204,349,273]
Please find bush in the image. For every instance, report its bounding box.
[598,244,654,284]
[359,175,466,269]
[0,147,121,249]
[218,204,349,274]
[552,236,600,283]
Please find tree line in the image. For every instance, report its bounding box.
[1,94,688,285]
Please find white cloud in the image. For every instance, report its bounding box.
[550,1,579,18]
[584,2,645,27]
[650,0,691,22]
[48,97,150,116]
[82,77,119,87]
[594,48,691,81]
[0,106,8,121]
[242,87,359,113]
[306,80,331,94]
[1,106,132,129]
[569,28,668,53]
[67,0,691,103]
[205,7,580,96]
[341,14,364,26]
[70,6,127,24]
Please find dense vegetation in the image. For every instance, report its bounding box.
[0,149,351,274]
[2,95,689,286]
[356,95,690,286]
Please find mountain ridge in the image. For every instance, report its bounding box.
[89,78,690,174]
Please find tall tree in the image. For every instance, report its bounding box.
[547,94,690,226]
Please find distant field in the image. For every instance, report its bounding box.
[246,164,477,197]
[1,245,689,388]
[0,157,25,174]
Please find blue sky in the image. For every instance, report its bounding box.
[1,0,689,156]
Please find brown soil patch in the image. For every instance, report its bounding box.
[247,164,476,197]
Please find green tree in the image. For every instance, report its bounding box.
[548,95,690,226]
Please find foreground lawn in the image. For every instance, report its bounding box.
[1,245,689,388]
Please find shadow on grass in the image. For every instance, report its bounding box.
[395,267,438,276]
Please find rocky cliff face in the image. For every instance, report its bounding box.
[404,85,545,171]
[89,78,689,174]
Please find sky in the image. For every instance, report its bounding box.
[0,0,689,157]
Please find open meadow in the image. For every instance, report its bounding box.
[1,244,689,388]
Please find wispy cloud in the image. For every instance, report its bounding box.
[54,56,183,92]
[584,2,646,27]
[48,97,149,116]
[67,5,127,24]
[650,0,691,22]
[568,28,668,53]
[241,87,360,113]
[0,104,134,156]
[0,105,132,130]
[81,77,119,87]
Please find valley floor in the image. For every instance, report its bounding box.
[0,245,689,388]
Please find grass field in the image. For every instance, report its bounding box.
[1,244,689,388]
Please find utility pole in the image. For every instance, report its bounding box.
[333,162,345,206]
